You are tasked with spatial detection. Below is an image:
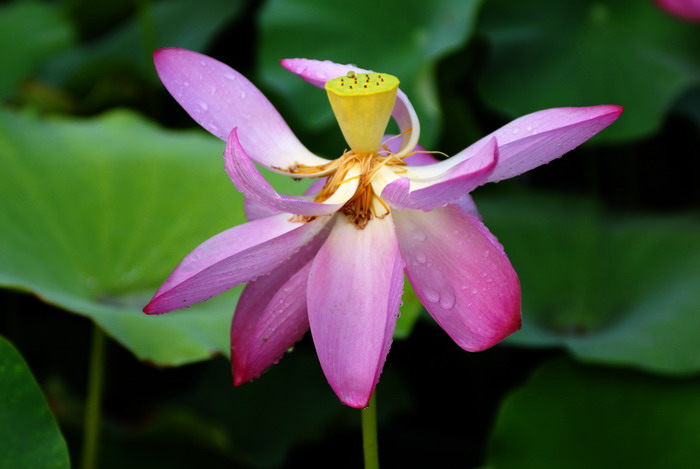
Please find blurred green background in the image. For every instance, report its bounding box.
[1,0,700,468]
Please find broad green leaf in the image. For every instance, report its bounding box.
[478,191,700,374]
[0,1,74,96]
[42,0,243,89]
[258,0,483,146]
[487,359,700,468]
[0,336,70,469]
[478,0,700,142]
[0,109,264,365]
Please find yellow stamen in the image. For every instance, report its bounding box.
[325,71,399,154]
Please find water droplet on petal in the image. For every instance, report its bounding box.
[225,73,236,80]
[439,289,456,309]
[239,91,246,99]
[424,288,440,303]
[411,229,426,241]
[512,127,520,134]
[197,100,208,111]
[415,251,427,264]
[183,81,190,87]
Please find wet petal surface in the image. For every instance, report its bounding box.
[394,206,521,351]
[144,214,330,314]
[154,48,329,169]
[307,215,403,408]
[230,216,329,385]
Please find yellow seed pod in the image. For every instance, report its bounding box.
[325,71,399,154]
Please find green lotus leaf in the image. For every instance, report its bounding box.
[478,191,700,374]
[487,359,700,468]
[0,336,70,469]
[478,0,700,142]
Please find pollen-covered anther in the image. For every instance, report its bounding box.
[308,150,405,229]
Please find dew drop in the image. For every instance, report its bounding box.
[439,289,456,309]
[183,81,190,87]
[411,229,426,241]
[199,60,207,67]
[225,73,237,80]
[197,100,208,111]
[512,127,520,134]
[424,288,440,303]
[526,125,533,132]
[415,251,427,264]
[239,91,247,99]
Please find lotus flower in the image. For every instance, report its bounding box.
[656,0,700,21]
[144,48,622,408]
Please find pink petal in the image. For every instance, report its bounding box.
[225,128,345,216]
[307,215,404,408]
[144,214,331,314]
[304,178,327,196]
[393,206,521,351]
[231,225,328,383]
[244,198,281,221]
[381,138,498,210]
[154,48,329,169]
[281,59,371,88]
[656,0,700,20]
[404,106,623,183]
[402,152,438,167]
[232,261,311,384]
[243,178,328,221]
[452,195,482,220]
[281,58,420,157]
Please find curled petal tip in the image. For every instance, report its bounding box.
[600,104,624,117]
[232,371,246,387]
[142,295,174,315]
[142,299,161,315]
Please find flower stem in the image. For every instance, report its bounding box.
[81,325,106,469]
[361,393,380,469]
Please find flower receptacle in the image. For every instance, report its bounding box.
[325,71,399,154]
